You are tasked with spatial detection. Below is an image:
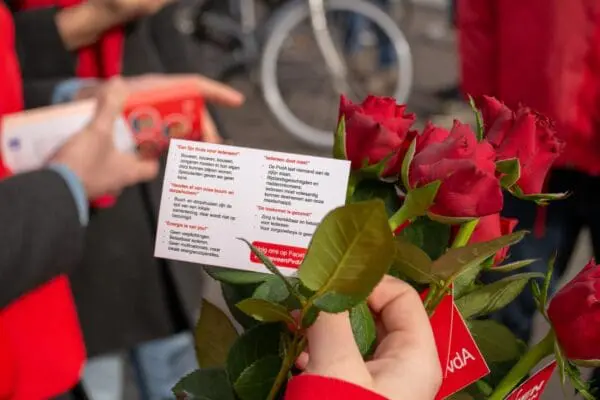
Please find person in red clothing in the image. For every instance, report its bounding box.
[458,0,600,390]
[286,276,442,400]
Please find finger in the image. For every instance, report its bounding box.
[295,351,309,370]
[367,276,437,360]
[202,108,223,144]
[119,155,160,186]
[305,312,363,373]
[88,77,128,135]
[194,76,245,107]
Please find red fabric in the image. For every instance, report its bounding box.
[17,0,124,208]
[458,0,600,175]
[17,0,123,78]
[284,375,386,400]
[0,5,86,399]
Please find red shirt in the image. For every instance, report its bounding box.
[285,375,386,400]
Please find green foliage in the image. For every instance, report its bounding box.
[401,139,416,190]
[389,181,441,228]
[555,342,597,400]
[489,259,536,273]
[298,200,394,312]
[496,159,521,188]
[236,298,295,325]
[194,300,238,369]
[221,282,261,329]
[400,217,451,260]
[350,302,377,357]
[391,237,435,283]
[456,272,543,319]
[468,95,484,142]
[233,355,283,400]
[333,116,347,160]
[173,368,235,400]
[468,320,524,363]
[351,179,401,217]
[205,266,270,285]
[227,323,283,390]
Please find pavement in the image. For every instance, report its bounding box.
[119,0,594,398]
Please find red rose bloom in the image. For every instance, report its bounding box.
[467,214,518,264]
[547,260,600,362]
[478,96,564,194]
[339,95,416,176]
[409,121,503,218]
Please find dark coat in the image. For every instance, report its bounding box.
[11,3,206,356]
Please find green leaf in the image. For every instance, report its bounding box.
[509,185,569,205]
[401,139,416,190]
[204,266,270,285]
[432,231,527,281]
[454,261,487,299]
[233,355,283,400]
[227,323,282,384]
[298,200,394,312]
[447,392,475,400]
[359,151,397,178]
[301,305,320,328]
[572,359,600,368]
[456,272,543,319]
[313,292,358,313]
[333,116,347,160]
[351,179,401,218]
[236,298,295,324]
[238,239,300,301]
[468,95,484,142]
[400,217,451,260]
[194,299,238,369]
[350,302,377,357]
[489,259,537,273]
[541,254,556,308]
[468,320,523,362]
[173,368,235,400]
[402,181,441,218]
[221,282,261,329]
[391,237,435,283]
[496,158,521,188]
[427,212,477,225]
[253,276,291,304]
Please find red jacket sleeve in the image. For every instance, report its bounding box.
[285,375,387,400]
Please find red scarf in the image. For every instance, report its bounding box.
[0,5,86,399]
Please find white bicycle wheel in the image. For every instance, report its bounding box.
[260,0,413,149]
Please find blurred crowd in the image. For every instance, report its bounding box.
[1,0,600,399]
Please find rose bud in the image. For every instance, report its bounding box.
[409,121,503,218]
[464,213,518,264]
[339,95,416,177]
[478,96,564,194]
[547,259,600,364]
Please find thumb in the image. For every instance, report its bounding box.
[88,77,128,135]
[305,312,363,374]
[119,155,160,187]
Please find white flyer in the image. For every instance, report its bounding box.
[155,139,350,275]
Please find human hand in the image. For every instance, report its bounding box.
[93,0,174,20]
[296,276,442,400]
[74,74,244,143]
[51,78,159,199]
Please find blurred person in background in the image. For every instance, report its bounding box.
[459,0,600,390]
[7,0,245,398]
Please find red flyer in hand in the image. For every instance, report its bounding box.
[436,305,490,399]
[505,361,557,400]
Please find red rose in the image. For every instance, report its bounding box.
[467,214,518,264]
[409,121,503,218]
[547,259,600,362]
[478,96,564,194]
[339,95,416,176]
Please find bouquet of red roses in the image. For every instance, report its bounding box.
[173,95,600,400]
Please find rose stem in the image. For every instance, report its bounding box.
[451,219,479,248]
[488,331,555,400]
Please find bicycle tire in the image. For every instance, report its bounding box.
[259,0,413,149]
